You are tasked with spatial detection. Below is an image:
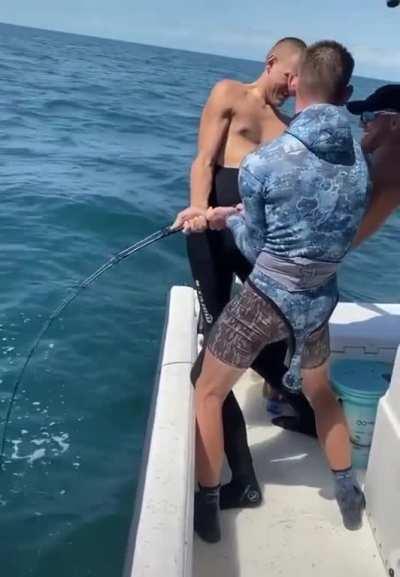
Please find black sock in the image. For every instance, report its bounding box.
[194,484,221,543]
[220,473,262,510]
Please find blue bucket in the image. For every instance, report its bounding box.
[331,359,391,469]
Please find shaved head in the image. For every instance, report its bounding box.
[267,37,307,62]
[262,37,306,107]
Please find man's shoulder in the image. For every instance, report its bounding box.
[372,145,400,188]
[212,78,246,94]
[373,145,400,169]
[208,79,247,107]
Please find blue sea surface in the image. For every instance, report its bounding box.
[0,22,399,576]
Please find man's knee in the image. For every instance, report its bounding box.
[195,374,229,405]
[195,349,244,405]
[301,361,332,407]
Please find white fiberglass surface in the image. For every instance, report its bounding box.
[193,363,388,577]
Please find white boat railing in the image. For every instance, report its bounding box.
[124,286,197,577]
[366,345,400,577]
[330,302,400,362]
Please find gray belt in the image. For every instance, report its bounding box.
[254,251,338,291]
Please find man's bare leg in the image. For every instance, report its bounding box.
[302,361,365,530]
[301,361,351,469]
[195,350,245,485]
[194,349,245,542]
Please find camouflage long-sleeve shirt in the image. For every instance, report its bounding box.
[227,103,369,391]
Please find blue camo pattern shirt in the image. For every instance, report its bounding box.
[227,103,370,391]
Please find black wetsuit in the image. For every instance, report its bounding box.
[188,166,316,487]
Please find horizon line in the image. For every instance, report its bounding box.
[0,19,392,84]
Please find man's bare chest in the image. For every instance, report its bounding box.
[230,109,287,146]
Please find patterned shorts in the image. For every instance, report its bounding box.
[207,282,330,370]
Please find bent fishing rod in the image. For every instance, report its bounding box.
[0,224,181,468]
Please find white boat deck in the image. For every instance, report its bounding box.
[127,289,400,577]
[194,369,385,577]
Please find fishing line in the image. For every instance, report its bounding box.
[0,224,181,468]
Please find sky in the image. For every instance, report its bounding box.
[1,0,400,81]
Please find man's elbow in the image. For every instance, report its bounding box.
[192,153,216,173]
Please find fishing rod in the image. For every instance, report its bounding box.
[0,223,181,468]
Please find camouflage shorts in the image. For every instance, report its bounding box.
[207,282,330,370]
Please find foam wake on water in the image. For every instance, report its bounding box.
[10,432,70,465]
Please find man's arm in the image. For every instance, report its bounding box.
[353,186,400,246]
[173,81,234,228]
[353,150,400,246]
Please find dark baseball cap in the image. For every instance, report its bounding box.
[347,84,400,115]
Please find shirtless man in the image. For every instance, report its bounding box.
[347,85,400,245]
[173,37,308,510]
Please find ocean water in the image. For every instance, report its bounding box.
[0,22,399,577]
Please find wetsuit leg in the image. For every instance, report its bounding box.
[187,232,261,508]
[272,394,317,437]
[186,231,231,334]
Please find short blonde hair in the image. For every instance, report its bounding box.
[298,40,354,103]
